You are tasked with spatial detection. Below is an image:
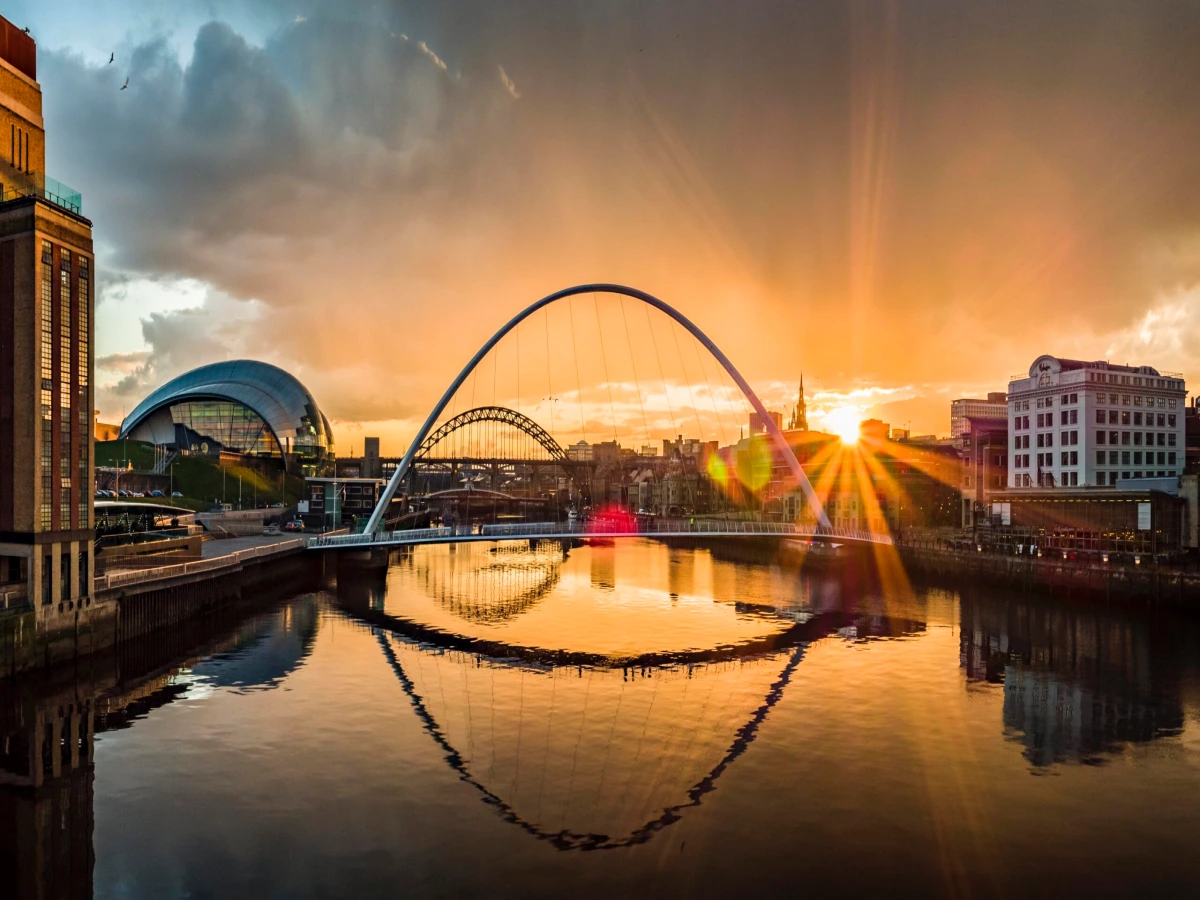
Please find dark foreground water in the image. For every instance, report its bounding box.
[5,540,1200,898]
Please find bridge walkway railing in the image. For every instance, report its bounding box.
[308,520,892,548]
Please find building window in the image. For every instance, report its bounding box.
[1134,451,1142,465]
[1169,452,1177,465]
[1046,433,1053,447]
[1169,399,1177,409]
[1134,395,1143,406]
[1097,472,1107,486]
[40,242,54,530]
[1168,414,1177,427]
[1121,451,1131,465]
[1158,398,1166,408]
[1169,433,1177,446]
[1060,451,1068,466]
[1108,410,1118,424]
[1134,433,1142,446]
[1122,395,1130,405]
[1109,451,1118,464]
[1120,432,1129,445]
[1095,410,1104,424]
[1096,449,1106,464]
[1157,433,1165,446]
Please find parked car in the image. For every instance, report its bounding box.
[171,491,183,498]
[150,489,165,497]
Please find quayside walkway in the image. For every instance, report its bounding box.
[94,536,306,598]
[309,519,893,550]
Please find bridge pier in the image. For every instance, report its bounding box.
[335,547,391,579]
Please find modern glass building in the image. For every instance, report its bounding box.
[119,360,334,475]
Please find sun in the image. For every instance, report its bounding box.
[823,406,862,443]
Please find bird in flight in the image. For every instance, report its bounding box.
[120,77,129,91]
[108,53,114,64]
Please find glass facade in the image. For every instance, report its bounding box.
[168,399,279,457]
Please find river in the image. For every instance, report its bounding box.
[3,539,1199,897]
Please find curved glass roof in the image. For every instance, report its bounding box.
[119,360,333,455]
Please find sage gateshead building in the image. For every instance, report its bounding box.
[118,360,334,476]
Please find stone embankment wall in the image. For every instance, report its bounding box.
[898,545,1200,603]
[0,541,320,679]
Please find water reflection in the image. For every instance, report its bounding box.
[0,596,320,900]
[337,547,928,851]
[409,541,564,624]
[960,592,1186,767]
[372,540,862,663]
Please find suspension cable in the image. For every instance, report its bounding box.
[643,304,677,437]
[619,295,651,451]
[567,296,587,446]
[671,319,705,442]
[592,293,620,442]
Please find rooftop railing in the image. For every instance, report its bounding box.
[0,175,83,215]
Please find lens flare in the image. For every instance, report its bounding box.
[706,452,729,486]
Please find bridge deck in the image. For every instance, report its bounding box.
[309,520,892,550]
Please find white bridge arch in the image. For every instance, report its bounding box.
[365,284,830,533]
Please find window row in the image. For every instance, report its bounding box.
[1096,431,1176,446]
[1089,371,1182,390]
[1095,392,1178,408]
[1094,409,1177,427]
[1096,450,1177,466]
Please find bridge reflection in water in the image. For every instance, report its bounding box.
[336,542,935,850]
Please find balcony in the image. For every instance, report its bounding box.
[0,174,83,215]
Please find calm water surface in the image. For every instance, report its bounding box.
[5,539,1200,897]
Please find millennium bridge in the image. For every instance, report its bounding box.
[323,283,892,552]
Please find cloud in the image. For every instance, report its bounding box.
[498,64,520,99]
[37,1,1200,451]
[417,39,448,71]
[96,350,150,374]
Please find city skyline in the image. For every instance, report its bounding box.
[16,0,1200,452]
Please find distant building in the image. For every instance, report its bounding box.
[859,419,890,441]
[93,413,120,442]
[951,393,1007,443]
[363,436,381,478]
[960,417,1009,528]
[566,440,592,462]
[0,17,96,615]
[748,410,783,434]
[1008,355,1185,488]
[302,477,384,530]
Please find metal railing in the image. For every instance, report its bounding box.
[93,538,305,592]
[0,175,83,215]
[307,519,892,548]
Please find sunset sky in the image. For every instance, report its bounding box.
[19,0,1200,453]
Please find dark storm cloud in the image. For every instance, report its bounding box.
[40,0,1200,440]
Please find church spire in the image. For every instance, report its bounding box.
[793,374,809,432]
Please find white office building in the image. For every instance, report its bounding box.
[951,393,1008,444]
[1008,355,1186,488]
